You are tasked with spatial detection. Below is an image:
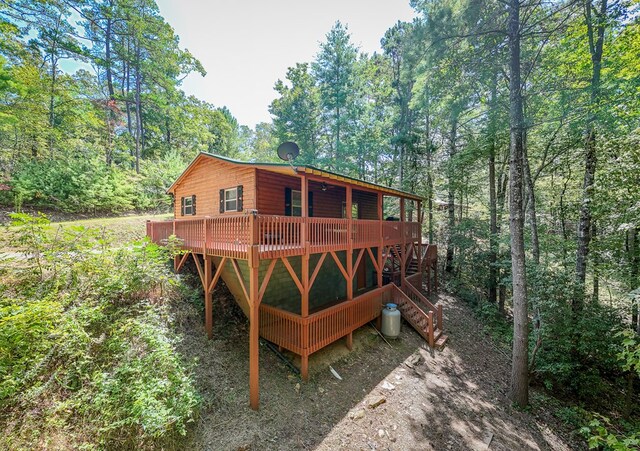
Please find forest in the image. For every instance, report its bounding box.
[1,0,639,449]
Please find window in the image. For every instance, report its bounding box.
[285,187,312,216]
[184,197,193,215]
[291,190,302,217]
[224,188,237,212]
[181,195,196,216]
[219,185,243,213]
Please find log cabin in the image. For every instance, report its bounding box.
[146,152,444,410]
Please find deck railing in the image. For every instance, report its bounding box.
[403,273,443,331]
[147,215,422,259]
[206,216,251,259]
[146,220,173,245]
[352,219,380,248]
[257,215,304,258]
[382,221,402,243]
[259,281,441,358]
[308,217,349,253]
[174,218,204,252]
[306,286,385,354]
[259,304,305,354]
[259,285,389,357]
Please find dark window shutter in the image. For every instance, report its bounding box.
[219,189,224,213]
[180,197,185,216]
[237,185,243,211]
[192,195,196,215]
[308,191,314,217]
[284,187,292,216]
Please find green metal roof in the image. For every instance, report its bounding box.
[168,152,423,201]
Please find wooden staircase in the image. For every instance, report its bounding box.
[390,282,448,349]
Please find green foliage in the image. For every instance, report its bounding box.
[6,155,184,213]
[0,214,200,448]
[528,265,624,398]
[0,294,63,399]
[0,0,246,215]
[555,405,591,430]
[581,415,640,451]
[577,330,640,450]
[87,311,199,441]
[618,329,640,376]
[312,21,358,173]
[475,301,513,345]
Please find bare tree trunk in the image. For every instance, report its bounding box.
[524,138,540,265]
[575,0,607,311]
[489,151,498,302]
[508,0,529,408]
[105,5,115,165]
[488,74,498,305]
[424,85,435,243]
[336,102,341,171]
[48,14,63,159]
[629,227,639,332]
[105,10,114,100]
[49,58,57,158]
[123,35,134,168]
[427,143,434,243]
[498,167,508,314]
[592,222,599,303]
[623,372,634,419]
[446,113,458,274]
[134,42,142,174]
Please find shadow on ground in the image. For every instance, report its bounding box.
[173,276,581,451]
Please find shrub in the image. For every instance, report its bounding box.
[0,214,200,449]
[528,265,624,399]
[3,152,187,214]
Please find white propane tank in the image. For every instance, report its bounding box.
[381,303,401,339]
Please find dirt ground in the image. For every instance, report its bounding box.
[175,283,583,451]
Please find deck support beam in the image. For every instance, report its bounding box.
[346,185,353,300]
[377,193,383,287]
[400,197,406,287]
[301,174,310,381]
[417,200,423,289]
[174,251,190,273]
[352,248,365,281]
[248,244,260,410]
[309,252,327,290]
[204,255,213,339]
[208,257,227,294]
[330,251,349,282]
[301,355,309,380]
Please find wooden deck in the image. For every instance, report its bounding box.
[259,279,445,361]
[146,215,422,260]
[146,214,440,411]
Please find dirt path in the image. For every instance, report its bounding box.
[176,286,581,450]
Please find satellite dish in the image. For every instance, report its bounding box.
[277,142,300,162]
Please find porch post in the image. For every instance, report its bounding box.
[346,185,353,300]
[172,220,179,271]
[301,173,308,239]
[249,245,260,410]
[377,193,383,288]
[417,200,423,289]
[301,175,310,380]
[400,197,406,286]
[204,255,213,339]
[301,175,309,316]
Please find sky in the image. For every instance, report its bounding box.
[155,0,417,128]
